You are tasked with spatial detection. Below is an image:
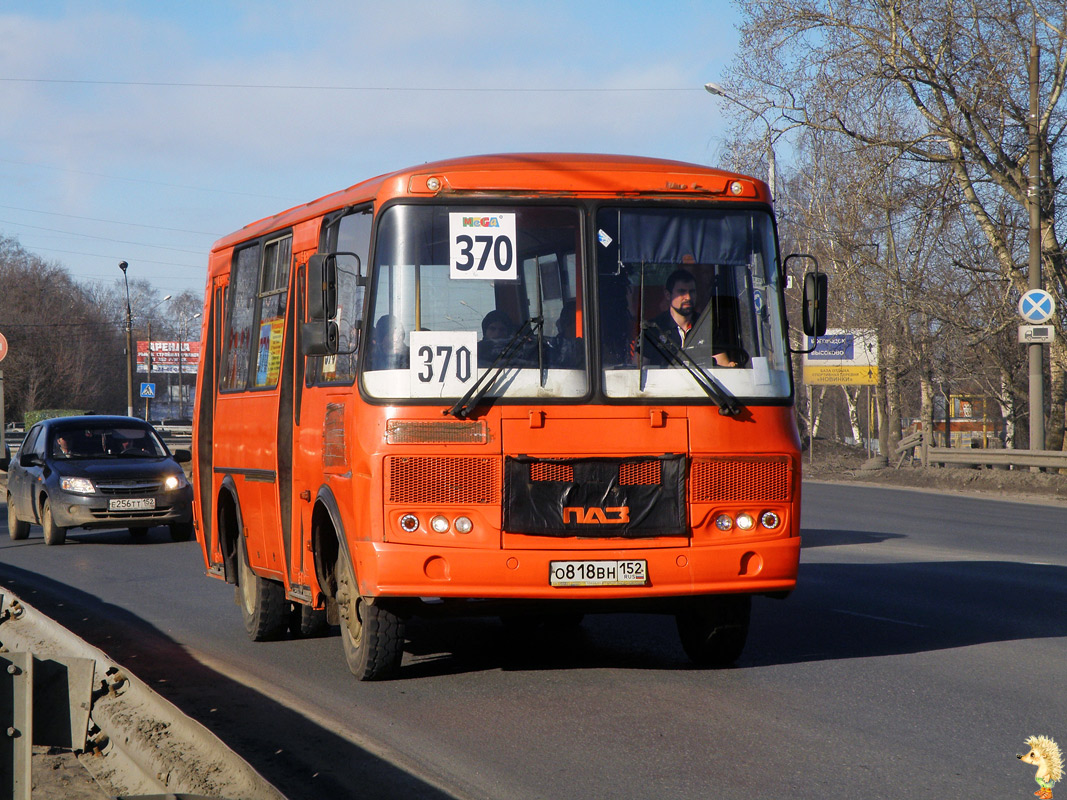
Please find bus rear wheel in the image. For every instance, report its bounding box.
[336,554,403,680]
[289,603,329,638]
[675,594,751,668]
[236,534,288,641]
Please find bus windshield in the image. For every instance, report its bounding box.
[363,204,587,401]
[597,207,791,401]
[361,202,791,403]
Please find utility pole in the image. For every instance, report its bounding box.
[120,261,134,417]
[1027,23,1045,452]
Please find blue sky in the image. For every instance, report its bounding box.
[0,1,742,297]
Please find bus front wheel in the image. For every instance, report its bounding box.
[336,554,403,680]
[236,534,288,641]
[675,594,751,668]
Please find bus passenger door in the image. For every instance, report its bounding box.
[195,275,226,573]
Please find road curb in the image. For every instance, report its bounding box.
[0,589,286,799]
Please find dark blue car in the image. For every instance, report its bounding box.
[2,415,193,545]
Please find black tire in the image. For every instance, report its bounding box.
[129,526,150,539]
[168,521,194,542]
[7,494,29,541]
[336,553,403,680]
[235,534,288,641]
[675,594,751,668]
[289,603,329,638]
[41,498,67,546]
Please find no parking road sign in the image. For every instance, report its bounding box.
[1018,289,1056,324]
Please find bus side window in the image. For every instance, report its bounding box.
[220,244,260,391]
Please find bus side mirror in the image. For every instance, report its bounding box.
[301,319,338,356]
[302,252,362,356]
[802,272,828,337]
[307,253,338,321]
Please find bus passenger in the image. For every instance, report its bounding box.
[367,315,409,370]
[548,299,582,368]
[478,310,516,366]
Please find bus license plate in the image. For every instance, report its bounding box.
[109,497,155,512]
[549,560,647,587]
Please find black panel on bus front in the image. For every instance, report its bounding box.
[503,454,686,538]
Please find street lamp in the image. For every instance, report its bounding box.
[704,81,778,200]
[119,261,134,416]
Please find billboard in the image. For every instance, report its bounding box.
[137,340,200,375]
[801,329,878,385]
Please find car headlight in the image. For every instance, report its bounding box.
[164,473,189,491]
[61,476,95,494]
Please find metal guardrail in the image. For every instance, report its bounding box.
[926,447,1067,470]
[894,431,1067,471]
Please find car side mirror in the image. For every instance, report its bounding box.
[19,452,43,468]
[172,448,192,464]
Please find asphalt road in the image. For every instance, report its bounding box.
[1,482,1065,799]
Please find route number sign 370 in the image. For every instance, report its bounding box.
[449,212,518,281]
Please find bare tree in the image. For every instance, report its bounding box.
[0,236,124,420]
[727,0,1067,449]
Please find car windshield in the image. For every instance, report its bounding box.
[363,204,586,401]
[52,424,168,459]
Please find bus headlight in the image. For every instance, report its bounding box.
[454,516,473,534]
[760,511,781,530]
[399,514,420,532]
[714,514,733,531]
[430,515,450,533]
[736,512,755,531]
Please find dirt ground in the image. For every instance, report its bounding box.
[803,437,1067,504]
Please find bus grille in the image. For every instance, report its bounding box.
[689,456,792,502]
[530,461,574,482]
[386,456,500,504]
[620,459,661,486]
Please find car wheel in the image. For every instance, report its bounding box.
[41,498,67,546]
[168,521,193,542]
[7,494,30,541]
[675,594,751,668]
[129,527,150,539]
[289,603,329,638]
[235,534,288,641]
[336,552,403,680]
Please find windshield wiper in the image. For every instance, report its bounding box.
[446,317,543,419]
[640,323,742,416]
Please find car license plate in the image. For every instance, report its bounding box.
[549,560,647,587]
[108,497,155,512]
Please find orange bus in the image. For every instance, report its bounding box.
[191,153,827,680]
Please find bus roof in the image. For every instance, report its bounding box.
[211,152,769,253]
